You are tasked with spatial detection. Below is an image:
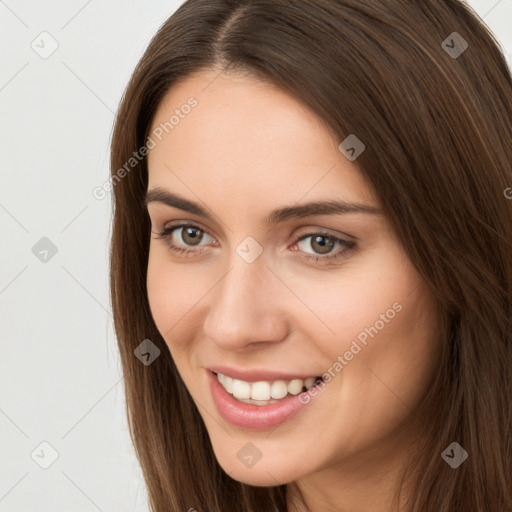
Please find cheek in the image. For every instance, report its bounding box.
[146,248,210,348]
[302,252,439,408]
[305,278,438,455]
[306,245,430,356]
[147,250,184,342]
[294,257,406,357]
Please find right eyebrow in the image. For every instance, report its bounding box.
[145,188,210,218]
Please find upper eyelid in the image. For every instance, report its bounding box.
[155,219,214,237]
[295,227,354,242]
[150,207,358,241]
[157,222,352,246]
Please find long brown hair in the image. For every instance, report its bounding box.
[109,1,512,510]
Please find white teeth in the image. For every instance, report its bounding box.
[288,379,304,395]
[237,397,279,406]
[271,380,288,399]
[216,372,322,402]
[224,376,233,394]
[232,379,251,399]
[250,381,271,401]
[304,377,317,389]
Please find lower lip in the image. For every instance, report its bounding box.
[208,370,318,430]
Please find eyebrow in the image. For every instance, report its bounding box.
[144,187,382,224]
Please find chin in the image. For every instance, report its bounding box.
[213,446,301,487]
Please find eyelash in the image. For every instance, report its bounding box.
[153,223,356,263]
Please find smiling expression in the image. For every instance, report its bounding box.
[145,68,440,487]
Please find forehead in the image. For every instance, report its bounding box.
[147,69,376,209]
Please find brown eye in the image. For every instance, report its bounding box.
[294,230,356,263]
[153,223,216,257]
[309,235,336,255]
[180,226,204,246]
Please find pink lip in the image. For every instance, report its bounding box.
[207,370,318,430]
[207,365,322,383]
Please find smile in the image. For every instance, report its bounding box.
[215,372,323,405]
[208,370,326,430]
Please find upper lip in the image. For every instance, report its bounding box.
[207,365,322,383]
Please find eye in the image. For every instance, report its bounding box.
[153,223,216,256]
[292,231,356,263]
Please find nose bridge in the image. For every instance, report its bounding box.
[202,246,287,349]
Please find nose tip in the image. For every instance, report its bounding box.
[202,259,288,351]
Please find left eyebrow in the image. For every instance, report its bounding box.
[144,187,383,224]
[266,198,383,223]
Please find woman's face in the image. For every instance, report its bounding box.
[146,69,440,490]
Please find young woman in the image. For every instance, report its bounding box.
[109,1,512,510]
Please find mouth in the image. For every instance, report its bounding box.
[207,370,326,430]
[213,371,324,406]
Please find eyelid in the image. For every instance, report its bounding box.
[158,218,214,236]
[293,225,356,243]
[156,221,355,244]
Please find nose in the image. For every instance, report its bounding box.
[202,250,289,352]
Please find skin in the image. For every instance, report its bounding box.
[145,68,441,512]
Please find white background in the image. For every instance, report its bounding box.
[1,1,511,510]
